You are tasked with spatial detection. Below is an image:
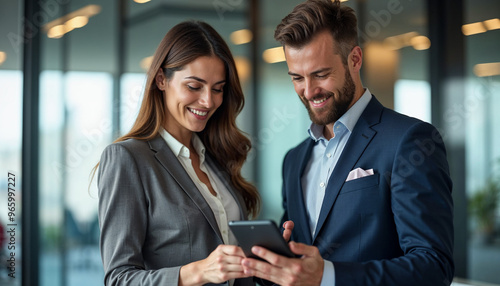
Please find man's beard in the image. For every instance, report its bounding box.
[302,68,356,126]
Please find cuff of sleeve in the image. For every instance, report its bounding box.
[320,260,335,286]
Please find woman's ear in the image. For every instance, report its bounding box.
[155,69,166,91]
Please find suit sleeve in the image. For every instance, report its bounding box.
[98,144,181,286]
[279,150,292,231]
[333,122,454,285]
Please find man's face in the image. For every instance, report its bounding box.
[284,30,356,127]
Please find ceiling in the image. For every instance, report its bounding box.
[0,0,499,77]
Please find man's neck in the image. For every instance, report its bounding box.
[323,123,335,140]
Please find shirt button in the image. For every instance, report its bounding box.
[327,153,332,158]
[320,182,325,188]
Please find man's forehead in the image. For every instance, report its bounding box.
[284,33,337,57]
[285,45,342,75]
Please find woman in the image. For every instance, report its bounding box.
[96,21,260,285]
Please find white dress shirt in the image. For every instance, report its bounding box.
[159,128,240,246]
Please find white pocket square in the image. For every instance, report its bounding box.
[346,168,374,182]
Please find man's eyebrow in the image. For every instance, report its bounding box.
[287,68,331,77]
[310,68,331,75]
[184,76,226,85]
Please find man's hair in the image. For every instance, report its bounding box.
[274,0,359,64]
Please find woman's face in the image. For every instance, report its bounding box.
[157,56,226,140]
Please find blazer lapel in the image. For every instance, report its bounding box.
[313,96,383,242]
[205,153,248,220]
[148,136,223,242]
[289,139,315,245]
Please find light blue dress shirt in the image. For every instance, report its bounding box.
[301,89,372,285]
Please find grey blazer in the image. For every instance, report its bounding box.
[98,136,254,286]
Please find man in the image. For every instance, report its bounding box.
[241,0,454,285]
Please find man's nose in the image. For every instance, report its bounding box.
[303,79,319,100]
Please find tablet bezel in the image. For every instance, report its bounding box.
[228,220,295,259]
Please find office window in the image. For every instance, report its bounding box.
[38,1,115,285]
[394,79,431,123]
[0,71,22,286]
[39,71,110,286]
[120,73,145,135]
[0,1,23,285]
[465,1,500,283]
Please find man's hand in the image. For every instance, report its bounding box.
[241,241,324,286]
[282,220,294,242]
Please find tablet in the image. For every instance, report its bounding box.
[229,220,295,259]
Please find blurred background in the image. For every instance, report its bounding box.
[0,0,499,285]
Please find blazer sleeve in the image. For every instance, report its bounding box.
[333,122,454,285]
[98,143,181,286]
[280,151,291,227]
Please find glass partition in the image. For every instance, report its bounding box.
[38,1,115,285]
[0,1,23,285]
[464,0,500,283]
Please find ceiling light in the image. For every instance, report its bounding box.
[462,22,487,36]
[134,0,151,3]
[483,18,500,31]
[85,5,101,16]
[410,35,431,50]
[383,31,419,50]
[473,62,500,77]
[65,16,89,29]
[230,29,253,45]
[383,37,404,50]
[0,51,6,65]
[47,25,67,39]
[44,5,101,39]
[262,47,286,64]
[398,31,419,45]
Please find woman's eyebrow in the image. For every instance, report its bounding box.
[184,76,225,85]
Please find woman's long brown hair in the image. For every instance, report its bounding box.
[91,21,260,218]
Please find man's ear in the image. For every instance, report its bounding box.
[155,69,166,90]
[349,46,363,72]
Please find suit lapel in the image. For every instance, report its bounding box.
[313,97,383,242]
[148,136,223,242]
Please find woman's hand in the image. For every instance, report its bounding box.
[179,244,251,286]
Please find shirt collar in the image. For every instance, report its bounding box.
[308,88,372,141]
[159,128,206,162]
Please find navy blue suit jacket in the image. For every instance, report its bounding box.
[281,96,454,285]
